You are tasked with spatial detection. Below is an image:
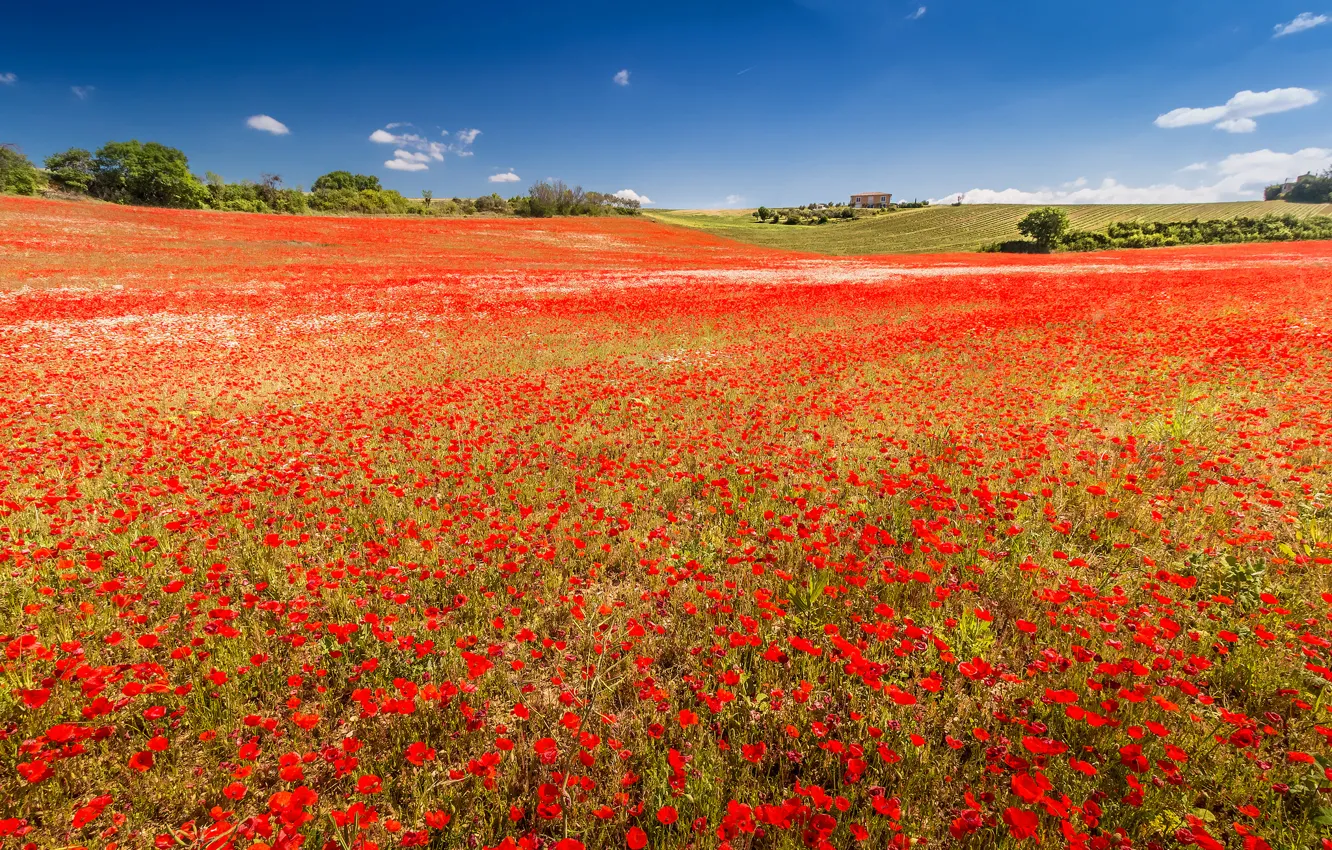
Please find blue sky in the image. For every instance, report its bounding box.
[2,0,1331,207]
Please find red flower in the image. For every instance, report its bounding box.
[461,650,494,678]
[1003,807,1040,841]
[19,689,50,710]
[128,751,155,772]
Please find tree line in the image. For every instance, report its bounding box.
[988,207,1332,253]
[1264,168,1332,204]
[0,140,640,218]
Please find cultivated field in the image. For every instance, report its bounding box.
[651,200,1332,254]
[2,197,1332,850]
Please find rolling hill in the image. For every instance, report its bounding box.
[648,201,1332,255]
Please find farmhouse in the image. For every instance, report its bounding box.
[850,191,892,209]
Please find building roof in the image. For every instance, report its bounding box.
[852,191,891,195]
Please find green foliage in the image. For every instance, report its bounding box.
[311,171,382,193]
[308,187,417,215]
[475,193,510,214]
[755,206,770,221]
[43,148,95,193]
[421,190,433,208]
[1264,185,1284,202]
[1017,206,1070,251]
[521,181,641,217]
[89,140,209,208]
[1285,171,1332,204]
[1057,214,1332,252]
[203,172,308,215]
[0,144,42,195]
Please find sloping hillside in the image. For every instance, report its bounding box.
[649,201,1332,254]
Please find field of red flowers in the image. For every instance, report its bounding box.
[2,196,1331,850]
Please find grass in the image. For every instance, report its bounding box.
[648,200,1332,255]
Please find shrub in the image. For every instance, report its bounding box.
[1057,213,1332,252]
[985,239,1046,254]
[312,171,381,193]
[44,148,95,193]
[475,193,510,214]
[89,141,209,208]
[518,181,642,217]
[308,187,414,215]
[1285,171,1332,204]
[0,144,41,195]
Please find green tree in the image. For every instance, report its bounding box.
[44,148,95,192]
[755,206,770,221]
[1017,207,1070,251]
[1285,171,1332,204]
[312,170,355,192]
[0,144,41,195]
[421,190,433,207]
[312,171,382,193]
[90,140,208,208]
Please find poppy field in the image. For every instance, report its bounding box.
[2,196,1332,850]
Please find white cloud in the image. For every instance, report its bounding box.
[614,188,653,205]
[1274,12,1329,36]
[1180,161,1210,172]
[489,171,521,183]
[1215,117,1258,133]
[906,6,927,20]
[1155,87,1321,133]
[1060,177,1088,189]
[71,85,95,99]
[0,73,16,85]
[246,114,289,135]
[930,147,1332,206]
[725,194,745,205]
[370,125,480,170]
[613,69,631,86]
[1214,147,1332,181]
[385,150,430,172]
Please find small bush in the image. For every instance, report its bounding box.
[985,239,1048,254]
[0,145,42,195]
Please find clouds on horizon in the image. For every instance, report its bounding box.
[1154,87,1321,133]
[615,188,653,205]
[1274,12,1329,36]
[246,114,289,135]
[930,147,1332,205]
